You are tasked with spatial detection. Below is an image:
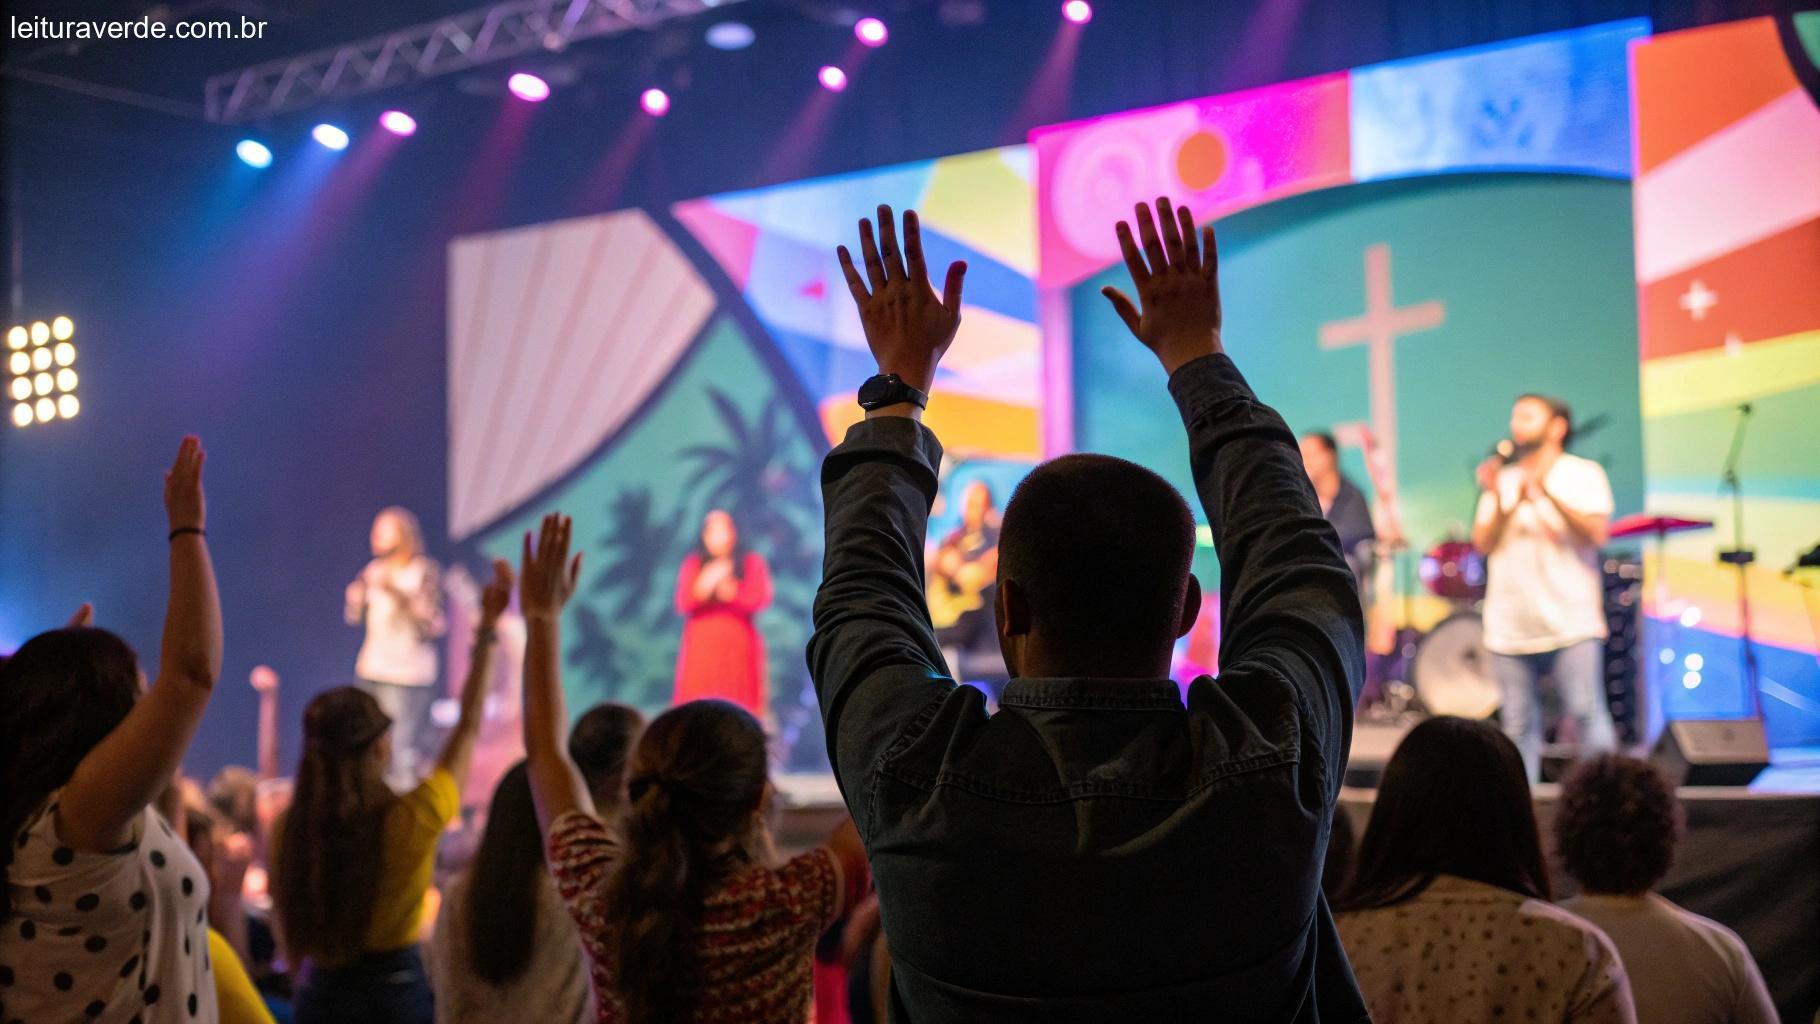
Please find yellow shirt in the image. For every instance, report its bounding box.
[211,928,277,1024]
[274,768,460,965]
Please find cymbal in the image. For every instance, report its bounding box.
[1609,513,1715,540]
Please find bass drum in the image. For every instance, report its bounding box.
[1411,612,1501,719]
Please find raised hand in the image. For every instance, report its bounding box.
[164,435,206,532]
[520,514,581,622]
[479,557,514,627]
[1101,198,1223,374]
[837,205,967,394]
[66,602,95,628]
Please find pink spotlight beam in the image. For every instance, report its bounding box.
[854,17,888,47]
[379,110,417,136]
[818,65,849,92]
[1062,1,1093,24]
[640,88,671,116]
[507,72,550,102]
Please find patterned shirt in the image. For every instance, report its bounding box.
[1337,875,1635,1024]
[2,791,217,1023]
[546,811,861,1024]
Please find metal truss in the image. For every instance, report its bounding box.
[204,0,744,123]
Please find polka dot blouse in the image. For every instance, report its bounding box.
[1,789,217,1023]
[1336,874,1635,1024]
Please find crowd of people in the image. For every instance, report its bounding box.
[0,202,1788,1023]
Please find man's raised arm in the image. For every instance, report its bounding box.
[1101,198,1364,796]
[807,206,966,814]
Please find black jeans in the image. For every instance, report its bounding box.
[294,947,433,1024]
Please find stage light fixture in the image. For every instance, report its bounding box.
[706,21,754,50]
[1684,653,1704,671]
[1658,648,1676,665]
[1062,1,1093,24]
[311,124,350,150]
[1682,670,1701,689]
[508,72,551,102]
[10,315,78,428]
[818,66,849,92]
[236,139,273,168]
[855,17,888,47]
[379,110,418,136]
[1679,606,1702,627]
[640,88,671,116]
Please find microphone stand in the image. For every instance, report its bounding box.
[1716,404,1762,719]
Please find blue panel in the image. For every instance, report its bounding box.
[1351,18,1648,182]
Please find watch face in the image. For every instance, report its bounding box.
[858,375,896,408]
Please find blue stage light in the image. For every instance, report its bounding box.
[236,139,273,167]
[311,124,350,151]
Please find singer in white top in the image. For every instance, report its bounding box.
[346,506,446,789]
[1472,394,1616,780]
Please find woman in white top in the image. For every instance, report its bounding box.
[346,506,445,789]
[1557,756,1779,1024]
[429,762,589,1024]
[1335,716,1636,1024]
[0,437,224,1023]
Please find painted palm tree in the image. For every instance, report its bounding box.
[677,388,821,581]
[589,486,684,621]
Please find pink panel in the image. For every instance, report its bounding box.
[672,199,762,290]
[1032,72,1352,289]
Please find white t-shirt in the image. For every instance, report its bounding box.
[1476,453,1614,654]
[351,557,442,687]
[1,791,217,1023]
[1562,893,1778,1024]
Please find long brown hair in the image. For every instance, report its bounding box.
[0,628,141,920]
[604,701,769,1021]
[1336,716,1550,912]
[462,762,546,986]
[274,686,395,959]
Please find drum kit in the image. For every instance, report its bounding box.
[1362,515,1713,723]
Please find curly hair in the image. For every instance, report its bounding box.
[1555,755,1682,896]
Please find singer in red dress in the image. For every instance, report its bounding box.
[673,509,774,719]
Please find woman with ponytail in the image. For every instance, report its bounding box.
[519,514,868,1023]
[272,560,512,1024]
[0,437,223,1023]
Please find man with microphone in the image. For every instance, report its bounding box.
[1472,393,1617,780]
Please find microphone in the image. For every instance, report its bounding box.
[1492,439,1516,462]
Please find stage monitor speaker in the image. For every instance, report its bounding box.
[1650,719,1769,787]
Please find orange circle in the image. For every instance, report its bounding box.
[1176,130,1229,191]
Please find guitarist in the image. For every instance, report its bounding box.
[930,480,1002,679]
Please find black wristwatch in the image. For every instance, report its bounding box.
[857,374,928,411]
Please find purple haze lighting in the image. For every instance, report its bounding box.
[507,72,551,102]
[640,88,671,116]
[818,65,849,92]
[854,17,888,47]
[379,110,417,136]
[310,123,350,150]
[1062,0,1092,24]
